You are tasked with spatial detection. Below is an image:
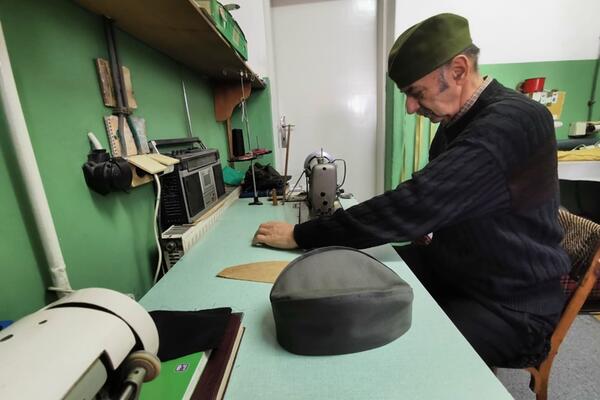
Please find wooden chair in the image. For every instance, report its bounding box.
[524,210,600,400]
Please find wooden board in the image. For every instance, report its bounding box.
[147,153,180,166]
[217,261,289,284]
[76,0,264,88]
[103,115,138,156]
[214,81,251,122]
[130,164,153,187]
[122,65,137,108]
[127,154,168,174]
[95,58,138,108]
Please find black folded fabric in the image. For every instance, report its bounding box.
[150,307,231,361]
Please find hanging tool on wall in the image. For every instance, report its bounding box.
[104,17,132,156]
[82,132,132,195]
[102,17,149,156]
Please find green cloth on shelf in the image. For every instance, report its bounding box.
[223,166,244,185]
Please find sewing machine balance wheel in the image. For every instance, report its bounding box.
[123,350,161,382]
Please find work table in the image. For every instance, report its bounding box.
[141,198,512,399]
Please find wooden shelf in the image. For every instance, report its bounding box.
[229,150,272,163]
[75,0,265,89]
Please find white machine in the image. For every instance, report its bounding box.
[569,121,600,137]
[0,288,160,400]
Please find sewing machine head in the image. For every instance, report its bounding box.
[303,150,339,218]
[0,288,160,399]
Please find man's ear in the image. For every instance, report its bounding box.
[450,55,469,85]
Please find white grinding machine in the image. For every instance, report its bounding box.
[0,288,161,400]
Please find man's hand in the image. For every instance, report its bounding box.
[253,221,298,249]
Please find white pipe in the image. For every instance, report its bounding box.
[0,22,72,297]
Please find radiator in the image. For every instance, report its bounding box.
[161,187,240,270]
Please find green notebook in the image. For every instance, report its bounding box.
[140,350,211,400]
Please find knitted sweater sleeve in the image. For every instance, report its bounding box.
[293,138,512,249]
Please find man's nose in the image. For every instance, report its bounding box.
[405,96,419,114]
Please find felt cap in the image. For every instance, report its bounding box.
[388,13,473,88]
[270,247,413,355]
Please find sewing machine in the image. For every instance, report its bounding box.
[0,288,160,400]
[303,150,341,218]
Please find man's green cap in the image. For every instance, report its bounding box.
[388,13,472,88]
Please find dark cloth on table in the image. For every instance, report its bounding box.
[293,79,569,366]
[150,307,231,361]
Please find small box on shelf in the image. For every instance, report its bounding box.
[192,0,248,60]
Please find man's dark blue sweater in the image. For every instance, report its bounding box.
[293,79,570,363]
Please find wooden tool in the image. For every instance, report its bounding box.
[104,115,138,157]
[95,58,137,109]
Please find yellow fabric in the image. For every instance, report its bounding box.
[558,148,600,161]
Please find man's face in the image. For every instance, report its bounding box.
[401,67,463,123]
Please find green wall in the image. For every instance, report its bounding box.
[231,78,275,172]
[385,59,600,190]
[0,0,273,320]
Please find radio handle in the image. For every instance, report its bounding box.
[151,137,202,149]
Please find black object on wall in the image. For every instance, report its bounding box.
[232,128,245,157]
[82,149,132,195]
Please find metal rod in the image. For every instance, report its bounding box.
[104,18,129,155]
[182,81,194,138]
[240,72,252,153]
[248,158,262,206]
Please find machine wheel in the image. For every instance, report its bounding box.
[124,350,161,381]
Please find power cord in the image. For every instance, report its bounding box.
[152,173,164,284]
[334,158,347,189]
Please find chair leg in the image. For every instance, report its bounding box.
[526,357,554,400]
[526,367,542,394]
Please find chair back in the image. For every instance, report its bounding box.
[524,210,600,400]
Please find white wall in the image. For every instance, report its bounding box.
[230,0,270,77]
[270,0,378,201]
[395,0,600,64]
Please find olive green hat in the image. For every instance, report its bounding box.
[388,13,473,88]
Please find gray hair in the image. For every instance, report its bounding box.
[437,44,480,92]
[445,44,481,71]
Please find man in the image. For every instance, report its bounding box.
[253,13,569,367]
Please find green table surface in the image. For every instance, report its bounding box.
[141,199,513,399]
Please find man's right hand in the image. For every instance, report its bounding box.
[252,221,299,249]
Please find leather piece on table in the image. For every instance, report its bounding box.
[150,307,231,361]
[217,261,289,283]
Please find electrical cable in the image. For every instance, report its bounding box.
[152,173,163,284]
[334,158,347,189]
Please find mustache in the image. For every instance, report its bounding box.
[417,107,436,119]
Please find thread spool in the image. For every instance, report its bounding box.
[232,128,245,157]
